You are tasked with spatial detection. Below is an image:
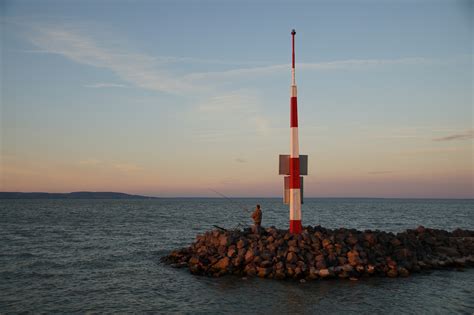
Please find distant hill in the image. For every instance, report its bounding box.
[0,191,157,199]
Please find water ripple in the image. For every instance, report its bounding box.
[0,198,473,313]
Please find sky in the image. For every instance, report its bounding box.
[1,0,473,198]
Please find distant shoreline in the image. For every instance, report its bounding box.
[0,192,158,199]
[0,192,472,200]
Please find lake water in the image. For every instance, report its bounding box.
[1,198,473,313]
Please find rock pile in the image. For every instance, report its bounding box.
[161,225,474,280]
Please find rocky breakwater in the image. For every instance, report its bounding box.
[162,226,474,280]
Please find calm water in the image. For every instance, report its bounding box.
[1,198,473,313]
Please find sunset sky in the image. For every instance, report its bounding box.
[1,0,473,198]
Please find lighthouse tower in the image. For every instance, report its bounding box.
[279,29,308,234]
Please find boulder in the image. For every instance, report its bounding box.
[308,267,318,280]
[363,233,376,245]
[387,269,398,278]
[356,264,365,274]
[252,256,262,265]
[398,267,410,277]
[286,266,296,277]
[294,267,303,278]
[322,239,332,248]
[390,238,402,247]
[260,260,272,268]
[287,252,298,264]
[233,256,244,267]
[436,246,460,257]
[188,256,200,266]
[257,267,271,278]
[394,248,411,260]
[275,261,285,270]
[347,250,360,266]
[453,257,466,267]
[288,246,299,253]
[163,224,474,281]
[218,234,230,246]
[288,239,298,247]
[274,269,286,279]
[244,249,255,263]
[416,226,426,234]
[213,257,230,271]
[244,264,257,276]
[366,264,375,274]
[227,247,237,258]
[316,260,327,269]
[346,235,358,246]
[387,260,397,269]
[319,268,330,278]
[338,256,348,265]
[237,239,247,249]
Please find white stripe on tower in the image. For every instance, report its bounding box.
[289,29,302,234]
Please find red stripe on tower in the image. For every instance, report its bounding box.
[289,158,300,188]
[290,97,298,127]
[289,29,302,234]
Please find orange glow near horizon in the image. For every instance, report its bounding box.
[2,141,472,198]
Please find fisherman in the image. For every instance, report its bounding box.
[251,204,262,234]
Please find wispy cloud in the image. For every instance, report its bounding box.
[402,147,464,155]
[185,57,435,81]
[433,130,474,142]
[24,23,447,96]
[28,25,202,94]
[235,158,247,163]
[84,82,128,88]
[22,22,465,141]
[381,135,420,139]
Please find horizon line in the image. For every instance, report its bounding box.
[1,191,472,200]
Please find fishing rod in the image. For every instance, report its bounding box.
[208,188,251,213]
[208,188,256,231]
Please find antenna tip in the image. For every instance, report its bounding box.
[291,29,296,35]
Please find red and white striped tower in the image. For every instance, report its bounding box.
[289,29,302,234]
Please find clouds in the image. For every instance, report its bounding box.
[26,22,464,145]
[183,58,435,82]
[25,23,446,97]
[84,83,128,88]
[24,22,462,142]
[28,25,202,94]
[433,130,474,142]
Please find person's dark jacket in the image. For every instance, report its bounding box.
[251,208,262,225]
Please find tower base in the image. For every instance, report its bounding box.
[289,220,302,234]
